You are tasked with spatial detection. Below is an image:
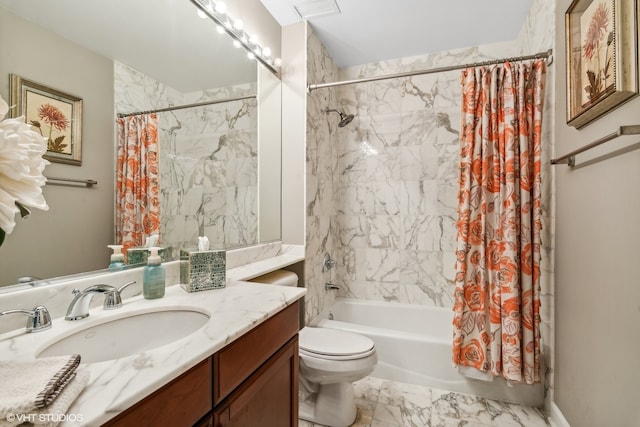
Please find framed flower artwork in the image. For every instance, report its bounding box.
[9,74,83,165]
[565,0,639,128]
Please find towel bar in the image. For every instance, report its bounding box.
[45,176,97,187]
[551,125,640,167]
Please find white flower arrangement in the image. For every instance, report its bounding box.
[0,94,49,245]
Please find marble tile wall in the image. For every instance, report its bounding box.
[304,28,340,324]
[333,41,517,307]
[114,63,257,258]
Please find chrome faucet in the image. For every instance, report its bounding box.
[322,253,337,272]
[65,281,137,321]
[0,305,52,332]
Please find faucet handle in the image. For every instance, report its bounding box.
[103,290,122,310]
[0,305,52,332]
[104,281,137,310]
[117,280,137,294]
[322,253,337,272]
[29,306,52,332]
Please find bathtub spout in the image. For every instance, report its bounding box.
[325,283,340,291]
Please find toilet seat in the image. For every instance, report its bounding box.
[299,327,375,360]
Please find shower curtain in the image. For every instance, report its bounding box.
[116,113,160,256]
[452,60,546,384]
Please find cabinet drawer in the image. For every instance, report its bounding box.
[213,301,299,404]
[104,358,212,427]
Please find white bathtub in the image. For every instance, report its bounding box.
[313,298,544,407]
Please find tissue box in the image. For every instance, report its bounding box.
[180,249,226,292]
[127,247,171,265]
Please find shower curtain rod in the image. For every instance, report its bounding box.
[307,49,553,92]
[116,94,256,118]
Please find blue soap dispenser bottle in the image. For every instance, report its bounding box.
[108,245,125,271]
[143,247,165,299]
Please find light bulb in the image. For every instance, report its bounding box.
[216,25,225,34]
[197,9,207,19]
[233,19,243,30]
[233,40,242,48]
[215,1,226,14]
[247,52,256,60]
[249,34,259,45]
[274,58,282,67]
[262,47,271,57]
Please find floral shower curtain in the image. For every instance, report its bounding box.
[452,60,546,384]
[116,113,160,256]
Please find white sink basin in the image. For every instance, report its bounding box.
[37,308,210,363]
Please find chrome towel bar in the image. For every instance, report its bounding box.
[551,125,640,167]
[45,176,97,187]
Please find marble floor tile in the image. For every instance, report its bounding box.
[299,376,549,427]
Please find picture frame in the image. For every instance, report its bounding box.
[9,74,83,165]
[565,0,639,128]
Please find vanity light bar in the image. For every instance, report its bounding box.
[190,0,280,75]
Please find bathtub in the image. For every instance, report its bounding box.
[313,298,544,407]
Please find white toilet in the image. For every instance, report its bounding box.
[250,270,377,427]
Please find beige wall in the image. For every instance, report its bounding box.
[553,0,640,425]
[281,23,307,246]
[0,8,114,284]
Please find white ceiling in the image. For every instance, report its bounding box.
[260,0,534,68]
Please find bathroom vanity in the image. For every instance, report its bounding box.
[0,243,306,427]
[103,301,300,427]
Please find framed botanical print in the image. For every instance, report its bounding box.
[565,0,639,128]
[10,74,83,165]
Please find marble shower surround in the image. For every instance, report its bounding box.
[303,32,548,311]
[333,41,520,307]
[114,63,258,258]
[304,27,340,324]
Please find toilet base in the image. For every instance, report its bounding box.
[299,382,357,427]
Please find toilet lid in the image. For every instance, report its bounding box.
[299,327,375,359]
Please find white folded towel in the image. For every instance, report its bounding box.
[0,355,89,427]
[0,370,90,427]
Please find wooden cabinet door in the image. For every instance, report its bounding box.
[213,336,298,427]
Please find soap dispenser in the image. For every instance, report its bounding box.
[143,247,165,299]
[107,245,125,271]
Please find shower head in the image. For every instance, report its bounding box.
[326,108,355,127]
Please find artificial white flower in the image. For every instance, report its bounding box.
[0,94,49,235]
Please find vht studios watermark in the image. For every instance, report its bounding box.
[5,413,84,423]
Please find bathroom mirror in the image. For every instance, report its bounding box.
[0,0,281,289]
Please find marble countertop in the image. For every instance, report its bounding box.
[0,280,306,426]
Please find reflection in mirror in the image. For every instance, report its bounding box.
[0,0,281,288]
[115,61,260,260]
